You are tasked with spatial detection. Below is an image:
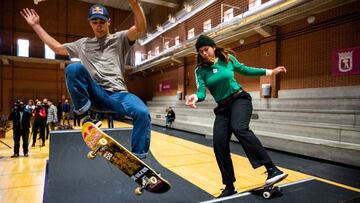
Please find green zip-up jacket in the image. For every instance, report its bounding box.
[195,54,269,103]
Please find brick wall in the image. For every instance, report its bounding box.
[278,2,360,89]
[0,0,140,114]
[140,1,360,99]
[1,1,359,113]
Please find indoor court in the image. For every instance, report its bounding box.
[0,0,359,202]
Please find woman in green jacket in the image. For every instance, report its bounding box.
[186,35,288,198]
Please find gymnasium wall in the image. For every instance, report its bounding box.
[278,2,360,89]
[140,1,360,99]
[1,0,359,113]
[0,0,154,114]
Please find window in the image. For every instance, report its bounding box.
[224,8,234,22]
[164,41,169,49]
[155,46,160,55]
[70,58,81,62]
[141,53,146,60]
[17,39,29,57]
[135,51,142,65]
[203,19,212,32]
[45,44,55,59]
[175,36,180,45]
[249,0,261,10]
[147,51,152,59]
[187,28,195,40]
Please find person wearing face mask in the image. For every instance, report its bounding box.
[186,35,288,198]
[32,101,46,147]
[8,100,32,157]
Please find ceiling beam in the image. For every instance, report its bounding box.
[141,0,179,8]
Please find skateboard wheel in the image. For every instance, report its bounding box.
[135,187,142,195]
[148,176,158,185]
[99,138,108,146]
[87,151,96,159]
[263,191,271,199]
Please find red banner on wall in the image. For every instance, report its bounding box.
[332,46,360,76]
[159,80,171,92]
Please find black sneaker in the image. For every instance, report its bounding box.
[11,154,19,158]
[216,187,236,198]
[81,115,102,127]
[24,154,29,157]
[265,167,288,185]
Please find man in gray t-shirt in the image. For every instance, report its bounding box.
[21,2,151,159]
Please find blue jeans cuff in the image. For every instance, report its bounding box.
[132,152,148,159]
[74,100,91,115]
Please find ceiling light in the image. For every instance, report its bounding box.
[307,16,315,24]
[168,15,176,23]
[184,3,192,12]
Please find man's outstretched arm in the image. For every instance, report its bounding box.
[127,0,147,42]
[20,8,68,56]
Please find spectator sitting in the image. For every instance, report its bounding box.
[165,107,175,128]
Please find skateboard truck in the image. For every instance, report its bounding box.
[260,185,281,199]
[87,138,108,159]
[250,174,288,199]
[135,176,158,195]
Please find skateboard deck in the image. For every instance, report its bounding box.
[81,122,171,195]
[242,174,288,199]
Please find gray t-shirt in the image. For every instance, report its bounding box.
[64,31,132,92]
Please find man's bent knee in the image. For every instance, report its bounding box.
[65,63,86,77]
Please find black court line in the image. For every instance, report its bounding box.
[151,124,360,189]
[44,128,212,203]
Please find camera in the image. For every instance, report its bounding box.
[13,102,19,110]
[13,100,24,111]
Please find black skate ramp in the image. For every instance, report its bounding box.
[44,128,212,203]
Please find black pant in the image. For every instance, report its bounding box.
[45,122,50,139]
[165,117,174,127]
[107,114,114,128]
[32,119,45,145]
[73,114,81,126]
[213,91,272,185]
[13,129,29,155]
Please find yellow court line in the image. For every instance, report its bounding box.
[149,130,360,196]
[314,177,360,193]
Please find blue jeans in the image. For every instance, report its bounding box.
[65,63,151,158]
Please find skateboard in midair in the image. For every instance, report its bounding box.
[81,122,171,195]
